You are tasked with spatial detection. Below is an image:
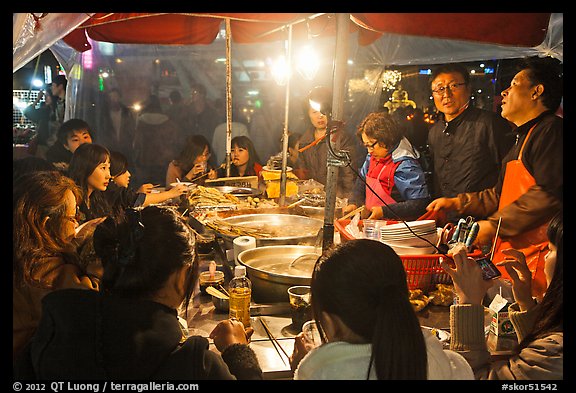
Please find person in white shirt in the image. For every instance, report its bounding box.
[290,239,474,380]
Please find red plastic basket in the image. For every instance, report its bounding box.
[335,218,482,292]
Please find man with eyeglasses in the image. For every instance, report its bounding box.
[427,57,563,299]
[427,63,514,223]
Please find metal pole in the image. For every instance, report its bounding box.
[225,18,232,177]
[279,25,293,206]
[322,13,349,251]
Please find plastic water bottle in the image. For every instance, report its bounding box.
[229,265,252,327]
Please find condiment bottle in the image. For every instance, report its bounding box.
[228,265,252,327]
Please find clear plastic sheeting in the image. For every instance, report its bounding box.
[13,13,92,73]
[356,13,563,67]
[48,35,339,151]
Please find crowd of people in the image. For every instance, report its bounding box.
[13,56,563,381]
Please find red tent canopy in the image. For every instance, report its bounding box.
[62,13,551,52]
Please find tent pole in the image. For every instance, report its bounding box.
[225,18,232,177]
[279,24,293,206]
[322,13,349,251]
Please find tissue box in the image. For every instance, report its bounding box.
[489,294,516,337]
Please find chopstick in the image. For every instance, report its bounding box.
[218,284,230,297]
[259,317,289,365]
[489,217,502,260]
[286,198,306,209]
[340,205,365,221]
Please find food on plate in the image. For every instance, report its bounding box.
[408,289,430,312]
[429,284,455,306]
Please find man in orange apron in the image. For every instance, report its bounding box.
[426,58,563,299]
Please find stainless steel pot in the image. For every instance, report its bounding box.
[237,245,321,303]
[218,214,323,248]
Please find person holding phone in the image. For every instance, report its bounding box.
[427,57,563,299]
[440,211,563,380]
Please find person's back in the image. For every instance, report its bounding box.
[98,88,136,162]
[15,206,262,380]
[290,239,474,380]
[133,96,180,185]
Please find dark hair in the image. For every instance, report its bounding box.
[68,143,112,219]
[302,86,332,127]
[68,144,111,191]
[191,83,207,97]
[143,95,163,114]
[109,150,129,178]
[93,206,198,316]
[311,239,428,379]
[175,135,211,174]
[52,74,67,90]
[517,211,563,351]
[13,156,56,181]
[517,57,563,112]
[56,118,93,145]
[288,132,302,149]
[169,90,182,104]
[230,135,261,175]
[13,171,82,287]
[356,111,403,150]
[430,63,470,87]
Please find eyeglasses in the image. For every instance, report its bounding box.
[432,82,466,96]
[364,140,378,150]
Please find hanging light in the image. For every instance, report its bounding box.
[271,55,290,86]
[296,44,319,80]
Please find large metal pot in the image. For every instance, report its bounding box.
[237,245,321,303]
[218,214,323,248]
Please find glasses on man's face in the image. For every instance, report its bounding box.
[432,82,466,96]
[364,140,378,150]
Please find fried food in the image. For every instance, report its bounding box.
[429,284,455,306]
[408,289,430,312]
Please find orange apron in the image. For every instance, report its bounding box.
[492,124,548,298]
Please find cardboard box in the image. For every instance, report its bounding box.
[488,294,516,337]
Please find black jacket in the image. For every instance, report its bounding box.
[45,142,73,166]
[14,289,262,380]
[427,106,514,199]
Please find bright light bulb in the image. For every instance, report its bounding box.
[271,55,290,86]
[296,45,319,80]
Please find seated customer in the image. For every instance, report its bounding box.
[216,135,263,178]
[442,211,563,380]
[67,143,113,224]
[13,171,100,365]
[106,150,187,215]
[45,118,93,170]
[165,135,218,190]
[14,206,262,380]
[290,239,473,380]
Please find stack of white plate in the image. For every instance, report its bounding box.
[380,220,438,251]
